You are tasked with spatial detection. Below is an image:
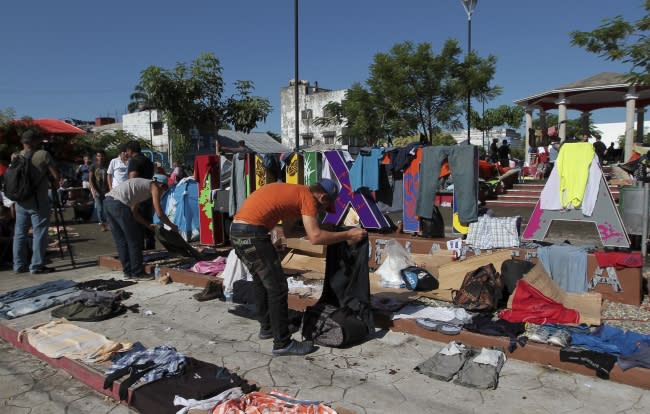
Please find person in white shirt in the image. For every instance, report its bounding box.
[107,143,130,191]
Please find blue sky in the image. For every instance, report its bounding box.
[0,0,644,135]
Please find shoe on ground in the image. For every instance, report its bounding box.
[259,323,300,340]
[31,266,55,275]
[258,328,274,340]
[12,268,28,275]
[193,280,223,302]
[126,272,154,281]
[525,323,553,344]
[272,340,315,356]
[547,329,571,348]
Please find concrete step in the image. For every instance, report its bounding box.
[485,199,537,208]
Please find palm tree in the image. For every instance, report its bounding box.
[127,84,153,113]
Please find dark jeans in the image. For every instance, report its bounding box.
[138,200,155,250]
[229,223,290,349]
[105,197,144,275]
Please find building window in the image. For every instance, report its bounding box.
[151,121,163,136]
[301,132,313,147]
[301,109,313,120]
[323,131,336,145]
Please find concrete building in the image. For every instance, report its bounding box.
[280,80,346,149]
[593,120,650,148]
[448,127,522,150]
[122,110,169,151]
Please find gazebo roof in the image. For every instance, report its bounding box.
[514,72,650,112]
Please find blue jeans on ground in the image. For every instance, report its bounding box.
[13,192,51,272]
[229,223,291,350]
[104,197,144,275]
[94,193,106,225]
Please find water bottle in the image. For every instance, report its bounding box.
[154,264,160,280]
[224,290,233,309]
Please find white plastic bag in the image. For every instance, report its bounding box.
[375,240,415,287]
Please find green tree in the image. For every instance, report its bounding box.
[136,52,271,161]
[470,105,525,140]
[322,40,499,145]
[532,113,601,139]
[570,0,650,85]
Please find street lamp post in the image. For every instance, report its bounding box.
[294,0,300,151]
[461,0,477,145]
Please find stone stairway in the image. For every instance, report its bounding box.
[485,181,620,208]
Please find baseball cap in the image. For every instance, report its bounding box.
[318,178,339,213]
[152,174,168,184]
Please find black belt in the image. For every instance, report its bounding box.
[230,223,269,235]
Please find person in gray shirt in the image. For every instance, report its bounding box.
[103,175,178,280]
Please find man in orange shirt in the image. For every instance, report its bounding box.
[230,179,367,356]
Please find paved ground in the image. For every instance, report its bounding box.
[0,340,130,414]
[1,207,649,414]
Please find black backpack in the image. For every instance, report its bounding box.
[302,302,370,347]
[3,151,41,202]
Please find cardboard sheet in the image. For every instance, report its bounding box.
[508,264,602,326]
[285,238,326,256]
[281,251,325,279]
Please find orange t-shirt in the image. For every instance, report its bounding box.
[234,182,319,230]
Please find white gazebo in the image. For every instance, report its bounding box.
[515,72,650,161]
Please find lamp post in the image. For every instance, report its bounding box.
[460,0,477,145]
[294,0,300,151]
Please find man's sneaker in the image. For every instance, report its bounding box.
[547,329,571,348]
[126,272,154,281]
[12,268,28,275]
[272,340,315,356]
[31,266,55,275]
[258,328,274,340]
[259,323,300,340]
[525,323,553,344]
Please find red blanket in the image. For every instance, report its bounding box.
[499,279,580,325]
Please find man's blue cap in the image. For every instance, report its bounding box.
[153,174,168,184]
[318,178,339,200]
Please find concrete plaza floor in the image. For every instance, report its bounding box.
[1,208,649,413]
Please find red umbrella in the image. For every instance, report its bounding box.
[12,118,86,135]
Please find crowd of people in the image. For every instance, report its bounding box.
[0,131,191,276]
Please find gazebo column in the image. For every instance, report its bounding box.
[636,107,646,143]
[624,89,638,161]
[539,109,547,143]
[525,107,533,165]
[556,94,568,141]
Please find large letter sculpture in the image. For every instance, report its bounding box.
[322,150,390,230]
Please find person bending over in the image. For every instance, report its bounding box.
[104,174,178,280]
[230,179,367,356]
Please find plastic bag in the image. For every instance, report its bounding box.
[375,240,415,287]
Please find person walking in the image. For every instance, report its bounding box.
[498,139,511,168]
[104,174,178,279]
[107,143,130,191]
[125,140,156,250]
[593,135,607,164]
[489,138,499,164]
[230,179,367,356]
[89,151,110,232]
[76,155,92,189]
[12,130,60,274]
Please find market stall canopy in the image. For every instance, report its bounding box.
[514,72,650,112]
[12,118,86,135]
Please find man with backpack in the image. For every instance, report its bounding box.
[10,130,59,274]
